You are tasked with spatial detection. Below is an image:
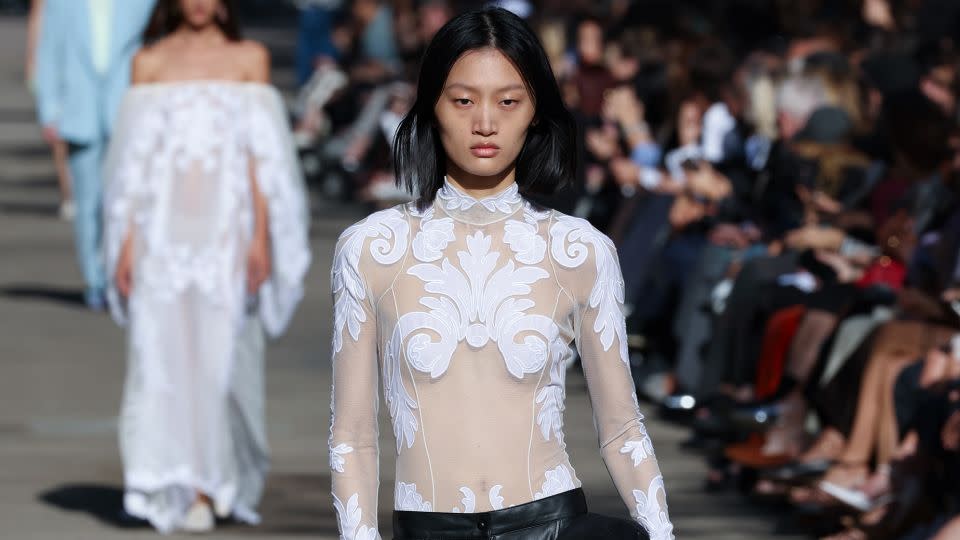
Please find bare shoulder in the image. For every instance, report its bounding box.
[238,40,270,61]
[236,40,271,82]
[131,42,166,84]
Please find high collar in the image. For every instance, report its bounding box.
[434,177,524,224]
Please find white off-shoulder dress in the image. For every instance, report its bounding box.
[103,81,311,532]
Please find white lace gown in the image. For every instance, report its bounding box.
[103,81,311,532]
[329,179,674,540]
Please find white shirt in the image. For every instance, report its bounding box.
[88,0,113,74]
[701,102,736,163]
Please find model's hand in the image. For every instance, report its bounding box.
[42,124,60,145]
[116,235,134,298]
[246,234,271,294]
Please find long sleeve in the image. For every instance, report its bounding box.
[34,0,64,127]
[564,219,674,540]
[102,92,161,325]
[329,229,382,540]
[245,87,311,338]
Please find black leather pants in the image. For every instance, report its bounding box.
[393,488,646,539]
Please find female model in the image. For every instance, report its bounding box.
[104,0,310,532]
[329,8,672,540]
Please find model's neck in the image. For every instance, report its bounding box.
[444,167,516,200]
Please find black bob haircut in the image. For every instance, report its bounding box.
[393,8,578,210]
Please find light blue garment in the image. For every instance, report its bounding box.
[629,141,662,168]
[34,0,155,143]
[35,0,154,296]
[68,140,108,293]
[361,6,400,71]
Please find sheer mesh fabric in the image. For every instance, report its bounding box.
[330,179,673,540]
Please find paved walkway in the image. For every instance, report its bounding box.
[0,15,805,540]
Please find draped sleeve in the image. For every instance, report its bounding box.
[244,85,312,337]
[102,89,164,325]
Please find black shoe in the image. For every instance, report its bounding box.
[760,459,834,484]
[725,402,784,432]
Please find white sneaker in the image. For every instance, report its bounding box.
[179,500,214,533]
[59,200,75,221]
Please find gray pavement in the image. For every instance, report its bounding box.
[0,15,803,540]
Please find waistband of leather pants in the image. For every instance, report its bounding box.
[393,487,588,538]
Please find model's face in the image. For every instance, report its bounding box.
[434,48,536,181]
[178,0,219,28]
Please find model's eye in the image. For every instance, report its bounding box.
[454,98,472,106]
[501,99,518,106]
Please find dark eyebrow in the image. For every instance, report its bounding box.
[445,83,527,93]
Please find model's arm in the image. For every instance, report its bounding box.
[113,47,159,298]
[329,226,382,540]
[245,42,273,294]
[565,219,674,540]
[25,0,44,84]
[34,0,64,134]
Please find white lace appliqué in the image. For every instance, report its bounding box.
[411,206,455,262]
[329,443,354,473]
[400,229,557,380]
[395,482,433,512]
[632,476,674,540]
[619,424,654,467]
[503,219,546,265]
[488,485,505,510]
[332,208,409,354]
[451,487,477,513]
[549,215,629,365]
[333,493,380,540]
[535,464,578,500]
[436,179,521,214]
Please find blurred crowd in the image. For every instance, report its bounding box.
[18,0,960,536]
[286,0,960,538]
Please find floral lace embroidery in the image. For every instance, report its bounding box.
[436,178,521,214]
[333,493,380,540]
[329,443,354,473]
[451,487,477,513]
[395,482,433,512]
[535,464,578,500]
[632,476,673,540]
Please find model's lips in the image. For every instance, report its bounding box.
[470,143,500,158]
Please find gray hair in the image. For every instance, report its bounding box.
[776,76,829,122]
